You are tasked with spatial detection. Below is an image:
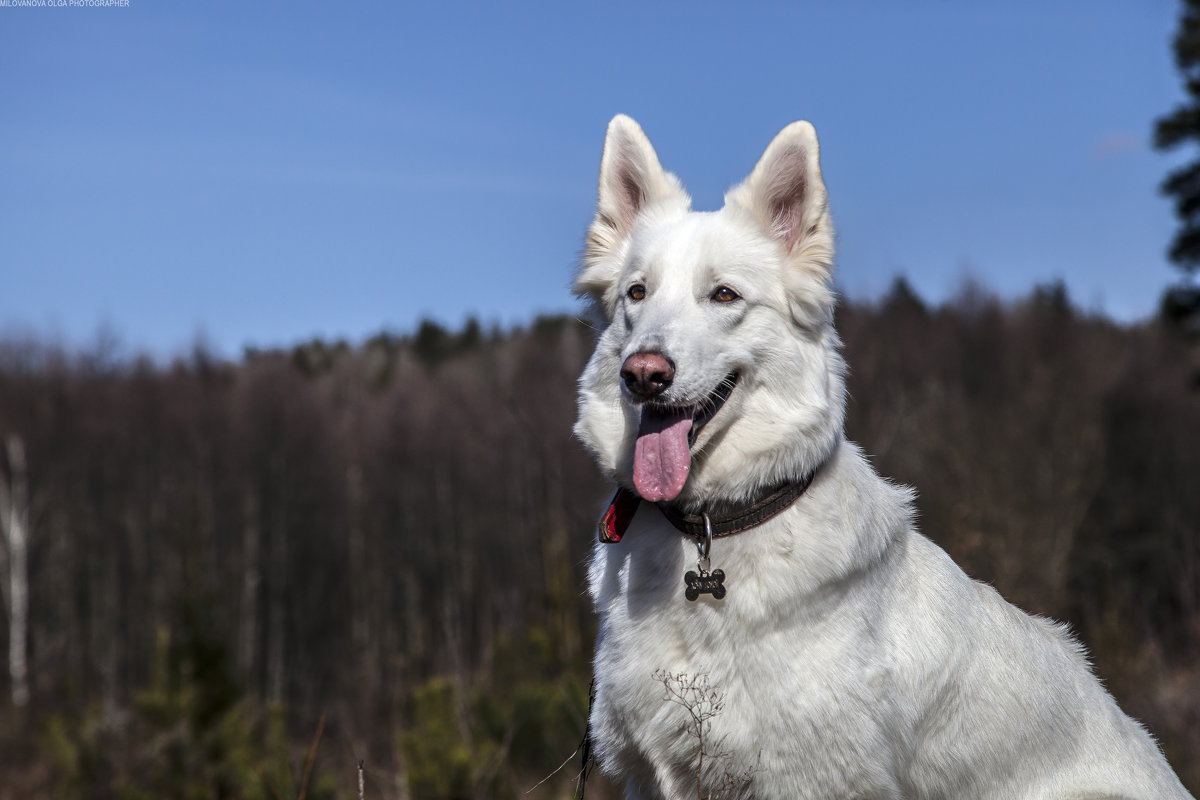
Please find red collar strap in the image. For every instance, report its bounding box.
[598,487,643,543]
[597,470,818,544]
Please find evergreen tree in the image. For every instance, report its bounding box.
[1155,0,1200,330]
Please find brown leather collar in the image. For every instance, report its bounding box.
[657,472,816,538]
[597,470,818,544]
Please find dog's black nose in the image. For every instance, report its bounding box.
[620,352,675,399]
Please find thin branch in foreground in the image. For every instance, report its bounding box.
[297,710,326,800]
[524,741,584,794]
[251,762,285,800]
[653,671,757,799]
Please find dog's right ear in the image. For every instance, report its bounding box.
[574,115,690,313]
[726,121,835,328]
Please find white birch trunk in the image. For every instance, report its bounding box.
[0,435,30,708]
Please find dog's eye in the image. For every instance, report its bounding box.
[711,286,740,303]
[627,284,646,301]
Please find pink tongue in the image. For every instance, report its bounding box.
[633,407,693,502]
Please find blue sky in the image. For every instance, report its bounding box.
[0,0,1191,358]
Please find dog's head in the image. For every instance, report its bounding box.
[574,115,845,510]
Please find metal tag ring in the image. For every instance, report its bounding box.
[695,513,713,572]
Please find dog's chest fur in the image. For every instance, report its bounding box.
[586,443,1190,799]
[588,444,916,798]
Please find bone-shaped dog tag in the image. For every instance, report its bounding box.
[684,514,726,600]
[684,568,726,601]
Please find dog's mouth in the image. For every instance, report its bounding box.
[632,373,738,503]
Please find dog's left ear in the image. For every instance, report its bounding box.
[727,121,835,327]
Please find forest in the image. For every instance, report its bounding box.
[0,279,1197,798]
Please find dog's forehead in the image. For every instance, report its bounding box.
[632,210,775,279]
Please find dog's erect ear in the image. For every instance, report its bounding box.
[575,115,690,310]
[727,121,835,327]
[728,121,831,257]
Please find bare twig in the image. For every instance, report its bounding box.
[251,762,285,800]
[297,710,326,800]
[357,759,365,800]
[524,741,584,794]
[655,671,724,799]
[653,671,756,799]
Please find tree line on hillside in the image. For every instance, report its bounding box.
[0,282,1197,798]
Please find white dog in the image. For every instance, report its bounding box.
[573,115,1193,800]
